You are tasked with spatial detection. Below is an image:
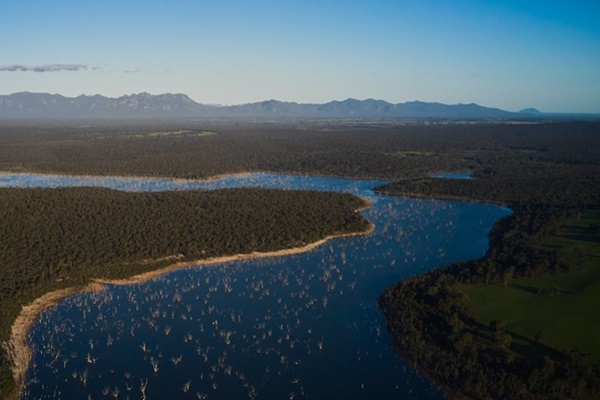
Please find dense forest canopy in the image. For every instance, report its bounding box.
[0,120,598,182]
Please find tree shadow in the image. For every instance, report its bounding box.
[509,283,576,296]
[509,283,540,294]
[508,331,566,363]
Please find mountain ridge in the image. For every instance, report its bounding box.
[0,91,581,120]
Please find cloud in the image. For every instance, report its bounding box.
[0,64,88,72]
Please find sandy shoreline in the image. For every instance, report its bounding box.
[5,215,374,400]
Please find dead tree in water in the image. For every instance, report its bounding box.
[140,378,148,400]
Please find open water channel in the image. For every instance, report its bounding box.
[0,172,510,399]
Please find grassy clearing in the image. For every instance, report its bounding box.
[461,210,600,362]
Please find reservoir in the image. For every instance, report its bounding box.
[1,173,510,399]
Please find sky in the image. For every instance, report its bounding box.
[1,0,599,113]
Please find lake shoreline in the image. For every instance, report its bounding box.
[373,188,513,208]
[0,170,257,184]
[6,208,374,400]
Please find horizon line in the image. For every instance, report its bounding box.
[1,91,537,112]
[3,91,600,115]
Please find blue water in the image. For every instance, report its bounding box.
[432,172,473,180]
[2,173,510,399]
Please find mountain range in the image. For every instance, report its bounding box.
[0,91,563,120]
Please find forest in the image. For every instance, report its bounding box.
[0,120,598,182]
[0,119,599,399]
[0,187,369,398]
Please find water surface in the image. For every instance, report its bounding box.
[2,173,510,399]
[431,172,473,180]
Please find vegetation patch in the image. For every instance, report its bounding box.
[462,210,600,362]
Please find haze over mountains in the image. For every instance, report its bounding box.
[0,91,582,120]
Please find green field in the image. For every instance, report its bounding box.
[461,210,600,362]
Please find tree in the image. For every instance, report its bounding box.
[502,266,515,287]
[491,320,511,349]
[534,329,546,344]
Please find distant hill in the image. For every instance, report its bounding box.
[227,98,516,119]
[0,91,581,120]
[519,107,543,115]
[0,92,210,119]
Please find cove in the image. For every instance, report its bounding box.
[2,172,511,399]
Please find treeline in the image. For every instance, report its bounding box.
[370,122,600,208]
[0,187,369,398]
[0,121,598,181]
[444,207,574,284]
[375,175,598,208]
[379,206,600,399]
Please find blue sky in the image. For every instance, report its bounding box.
[1,0,599,112]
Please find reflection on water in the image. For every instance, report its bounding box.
[2,173,509,399]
